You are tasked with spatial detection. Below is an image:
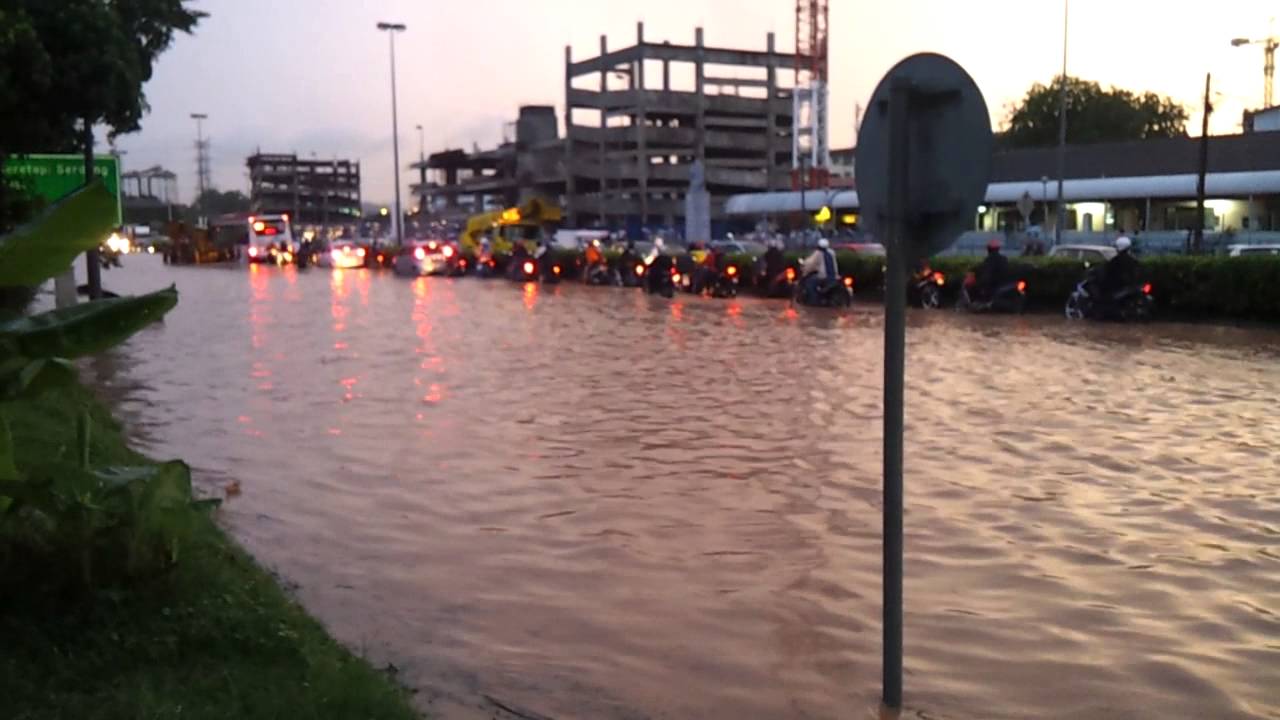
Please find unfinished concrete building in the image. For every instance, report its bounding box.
[564,23,798,230]
[247,153,361,228]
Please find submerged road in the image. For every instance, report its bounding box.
[87,257,1280,720]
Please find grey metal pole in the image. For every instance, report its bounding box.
[389,30,404,246]
[83,119,103,300]
[881,80,910,713]
[1054,0,1069,247]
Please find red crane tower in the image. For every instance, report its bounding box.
[793,0,831,191]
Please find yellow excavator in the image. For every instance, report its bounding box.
[460,196,562,254]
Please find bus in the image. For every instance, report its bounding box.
[246,214,296,264]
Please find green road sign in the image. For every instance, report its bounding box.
[3,154,122,225]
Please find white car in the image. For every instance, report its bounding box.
[320,241,368,269]
[393,240,453,276]
[1048,244,1117,262]
[1226,244,1280,257]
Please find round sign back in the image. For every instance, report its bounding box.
[856,53,993,258]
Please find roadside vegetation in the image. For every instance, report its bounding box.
[0,184,418,719]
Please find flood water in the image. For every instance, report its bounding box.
[87,256,1279,720]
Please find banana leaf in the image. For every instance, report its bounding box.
[0,285,177,359]
[0,181,117,287]
[0,357,77,400]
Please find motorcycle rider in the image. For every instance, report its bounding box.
[1100,235,1139,299]
[761,238,788,294]
[583,238,607,282]
[800,237,839,304]
[970,238,1009,302]
[644,237,673,293]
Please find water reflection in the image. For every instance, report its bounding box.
[90,258,1280,720]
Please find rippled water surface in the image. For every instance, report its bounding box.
[88,257,1280,719]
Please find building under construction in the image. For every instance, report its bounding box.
[413,23,803,234]
[247,153,362,228]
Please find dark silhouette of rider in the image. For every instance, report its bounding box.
[972,238,1009,301]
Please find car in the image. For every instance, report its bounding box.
[319,240,368,269]
[1048,244,1117,262]
[831,242,887,256]
[1226,244,1280,257]
[393,239,451,276]
[711,239,767,256]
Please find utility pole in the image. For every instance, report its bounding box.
[1053,0,1069,248]
[83,118,102,300]
[377,21,407,247]
[1193,73,1212,254]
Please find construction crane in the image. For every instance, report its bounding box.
[793,0,830,191]
[1231,33,1278,108]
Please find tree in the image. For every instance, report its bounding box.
[1001,75,1189,148]
[190,189,250,220]
[0,1,203,296]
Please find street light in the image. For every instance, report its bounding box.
[376,21,406,246]
[1054,0,1069,248]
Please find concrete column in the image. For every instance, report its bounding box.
[766,32,778,191]
[695,27,706,166]
[1144,197,1151,232]
[637,21,648,225]
[564,45,576,226]
[599,34,609,226]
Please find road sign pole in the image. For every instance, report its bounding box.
[881,80,910,716]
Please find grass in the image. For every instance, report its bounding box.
[0,385,420,720]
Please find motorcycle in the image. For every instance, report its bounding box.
[795,274,854,308]
[621,261,647,288]
[508,257,539,282]
[645,263,676,299]
[957,273,1026,313]
[1065,270,1153,321]
[474,255,498,278]
[584,262,620,286]
[910,269,946,309]
[442,245,469,276]
[707,264,740,298]
[756,264,798,298]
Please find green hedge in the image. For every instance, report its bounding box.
[483,247,1280,322]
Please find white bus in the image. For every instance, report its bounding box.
[246,214,296,264]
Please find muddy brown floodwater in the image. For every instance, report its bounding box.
[86,256,1280,720]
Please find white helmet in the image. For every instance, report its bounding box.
[1115,236,1132,251]
[654,237,665,249]
[817,237,830,249]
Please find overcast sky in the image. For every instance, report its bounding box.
[113,0,1277,204]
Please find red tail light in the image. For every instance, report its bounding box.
[460,259,468,268]
[414,248,426,260]
[785,267,796,282]
[427,241,438,250]
[376,254,384,263]
[636,263,646,276]
[726,265,738,277]
[1016,280,1028,293]
[552,264,562,275]
[443,245,455,258]
[356,247,367,258]
[330,249,341,262]
[1142,283,1152,295]
[522,261,535,275]
[248,246,259,257]
[670,267,678,276]
[843,276,854,288]
[933,272,946,286]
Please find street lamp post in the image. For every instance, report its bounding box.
[377,21,406,247]
[1054,0,1069,248]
